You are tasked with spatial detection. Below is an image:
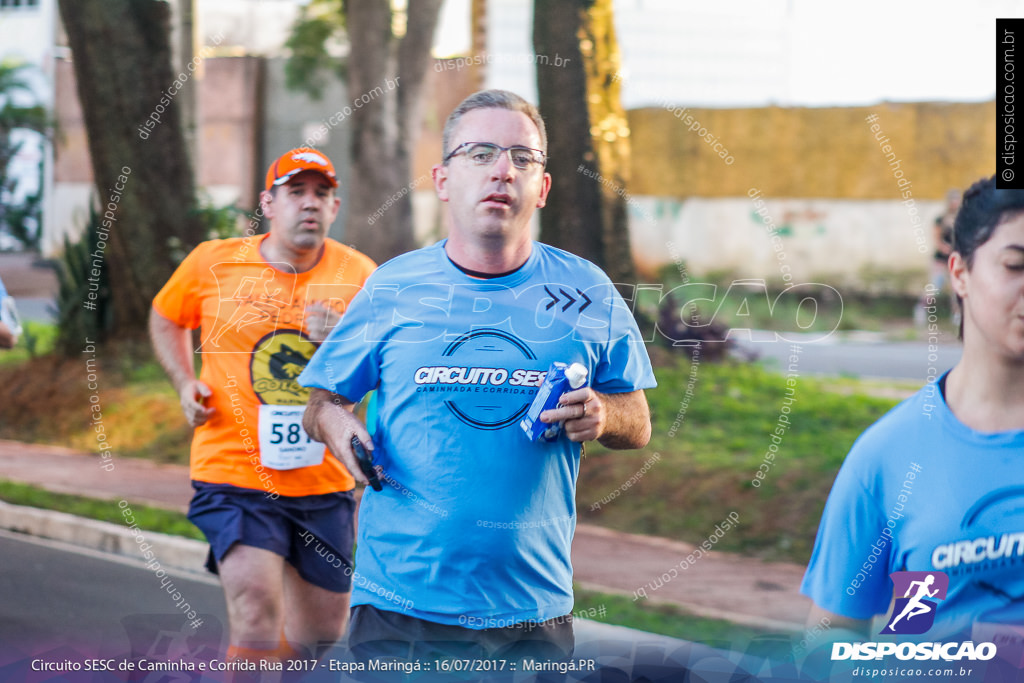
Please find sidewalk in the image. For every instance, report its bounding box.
[0,439,812,632]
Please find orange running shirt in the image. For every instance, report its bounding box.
[152,234,376,497]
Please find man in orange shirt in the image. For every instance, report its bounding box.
[149,148,375,668]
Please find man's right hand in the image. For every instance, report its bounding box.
[180,379,216,427]
[327,412,374,487]
[304,388,372,486]
[150,309,216,429]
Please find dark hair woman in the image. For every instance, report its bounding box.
[800,175,1024,655]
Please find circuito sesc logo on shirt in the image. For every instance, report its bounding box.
[414,328,541,430]
[250,329,316,405]
[880,571,950,635]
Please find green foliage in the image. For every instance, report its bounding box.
[856,264,928,296]
[284,0,348,100]
[648,267,925,336]
[643,362,873,468]
[0,105,47,139]
[53,205,113,356]
[0,60,48,135]
[165,197,253,264]
[193,195,245,241]
[0,320,57,366]
[120,355,172,384]
[0,60,50,250]
[5,181,42,250]
[52,196,247,356]
[573,586,774,646]
[19,320,54,359]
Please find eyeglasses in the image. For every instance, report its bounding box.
[443,142,546,170]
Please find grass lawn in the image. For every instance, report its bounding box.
[576,356,899,562]
[572,586,777,647]
[0,320,59,367]
[0,479,204,540]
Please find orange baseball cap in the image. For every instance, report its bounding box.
[265,148,339,190]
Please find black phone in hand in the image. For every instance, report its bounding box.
[351,436,382,491]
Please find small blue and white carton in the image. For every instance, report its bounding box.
[520,362,589,442]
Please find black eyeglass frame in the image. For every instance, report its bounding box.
[443,142,547,170]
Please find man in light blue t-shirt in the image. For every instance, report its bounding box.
[300,89,655,663]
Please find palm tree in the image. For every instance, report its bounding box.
[0,59,49,250]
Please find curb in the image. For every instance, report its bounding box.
[0,499,208,575]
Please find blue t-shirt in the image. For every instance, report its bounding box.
[801,372,1024,640]
[299,240,656,627]
[0,276,7,299]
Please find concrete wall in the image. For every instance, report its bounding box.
[395,192,945,294]
[49,56,267,255]
[619,100,993,292]
[197,56,263,210]
[474,1,993,292]
[51,56,351,253]
[629,196,941,294]
[629,101,994,200]
[48,57,92,255]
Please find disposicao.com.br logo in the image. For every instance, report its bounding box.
[831,571,997,663]
[882,570,949,635]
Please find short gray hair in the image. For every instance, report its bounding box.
[441,89,547,160]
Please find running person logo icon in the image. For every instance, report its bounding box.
[881,571,950,635]
[206,266,290,349]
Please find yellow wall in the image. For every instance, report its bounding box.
[629,101,996,199]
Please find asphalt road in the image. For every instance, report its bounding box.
[0,530,228,675]
[734,332,962,381]
[0,531,763,682]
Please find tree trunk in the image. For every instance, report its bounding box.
[469,0,488,91]
[343,0,444,264]
[533,0,637,286]
[58,0,204,340]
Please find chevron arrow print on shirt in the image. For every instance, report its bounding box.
[544,286,592,313]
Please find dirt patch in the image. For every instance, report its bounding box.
[0,343,190,463]
[0,354,91,442]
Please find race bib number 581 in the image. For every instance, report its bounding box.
[258,405,326,470]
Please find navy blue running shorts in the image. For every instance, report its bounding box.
[187,481,355,593]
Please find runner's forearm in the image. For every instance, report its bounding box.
[148,308,198,396]
[597,390,651,450]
